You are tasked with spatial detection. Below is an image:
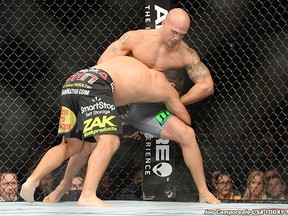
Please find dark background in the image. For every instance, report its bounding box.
[0,0,287,200]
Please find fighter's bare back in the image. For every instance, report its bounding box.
[91,56,171,105]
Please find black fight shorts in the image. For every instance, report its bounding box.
[57,68,122,141]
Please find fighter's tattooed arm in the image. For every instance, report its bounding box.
[98,32,131,63]
[120,32,130,45]
[185,49,211,84]
[180,48,214,105]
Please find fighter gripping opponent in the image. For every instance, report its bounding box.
[20,56,190,207]
[42,8,220,204]
[97,8,219,204]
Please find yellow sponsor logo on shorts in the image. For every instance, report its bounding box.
[83,127,118,138]
[83,115,116,134]
[58,106,76,134]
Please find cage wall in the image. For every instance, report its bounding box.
[0,0,287,202]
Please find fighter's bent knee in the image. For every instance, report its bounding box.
[110,136,120,153]
[95,134,120,153]
[180,126,196,140]
[61,137,84,157]
[81,141,97,156]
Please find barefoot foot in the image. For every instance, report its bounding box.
[43,183,70,203]
[20,180,37,203]
[77,195,112,207]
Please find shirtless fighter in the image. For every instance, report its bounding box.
[20,56,191,207]
[42,8,220,205]
[98,8,219,204]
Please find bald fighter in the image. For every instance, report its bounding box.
[42,8,220,205]
[98,8,219,203]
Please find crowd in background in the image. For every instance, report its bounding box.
[1,125,287,202]
[1,165,287,202]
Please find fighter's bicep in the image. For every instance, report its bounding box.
[114,32,135,53]
[98,33,133,63]
[185,48,212,83]
[107,40,130,56]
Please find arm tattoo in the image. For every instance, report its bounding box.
[111,46,117,53]
[186,48,211,83]
[120,33,130,45]
[187,62,210,84]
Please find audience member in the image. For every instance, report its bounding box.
[211,170,221,194]
[0,169,19,202]
[266,175,287,200]
[27,169,55,201]
[117,169,143,200]
[265,169,280,179]
[212,170,241,200]
[242,170,268,200]
[71,176,84,191]
[97,174,117,200]
[61,175,84,201]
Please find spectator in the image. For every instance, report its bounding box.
[38,172,55,197]
[117,169,143,200]
[266,175,287,200]
[212,171,241,200]
[71,175,84,191]
[265,169,280,179]
[97,174,117,200]
[242,170,268,200]
[211,170,221,194]
[61,175,84,201]
[27,169,55,201]
[0,169,19,202]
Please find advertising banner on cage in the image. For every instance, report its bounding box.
[142,0,175,202]
[144,0,172,29]
[142,137,176,200]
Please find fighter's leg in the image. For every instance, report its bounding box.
[20,137,84,203]
[160,116,220,204]
[44,141,97,203]
[77,134,120,207]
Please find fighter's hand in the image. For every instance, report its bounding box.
[123,131,143,140]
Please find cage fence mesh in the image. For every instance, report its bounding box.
[0,0,287,202]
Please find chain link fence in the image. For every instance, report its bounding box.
[1,0,287,202]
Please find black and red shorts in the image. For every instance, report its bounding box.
[57,68,122,141]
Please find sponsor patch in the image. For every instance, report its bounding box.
[155,110,171,126]
[58,106,76,134]
[83,115,117,137]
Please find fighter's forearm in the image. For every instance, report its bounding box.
[184,53,214,105]
[165,100,191,126]
[180,81,214,105]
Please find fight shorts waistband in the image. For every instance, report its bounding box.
[87,68,114,93]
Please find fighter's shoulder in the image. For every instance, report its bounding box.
[120,29,147,41]
[179,42,200,62]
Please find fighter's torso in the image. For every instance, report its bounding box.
[128,30,192,71]
[92,56,170,107]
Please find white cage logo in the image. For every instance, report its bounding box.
[152,162,172,177]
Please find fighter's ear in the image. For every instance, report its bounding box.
[170,82,176,88]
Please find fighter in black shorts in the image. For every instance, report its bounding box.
[58,68,122,141]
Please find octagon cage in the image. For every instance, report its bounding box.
[0,0,287,203]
